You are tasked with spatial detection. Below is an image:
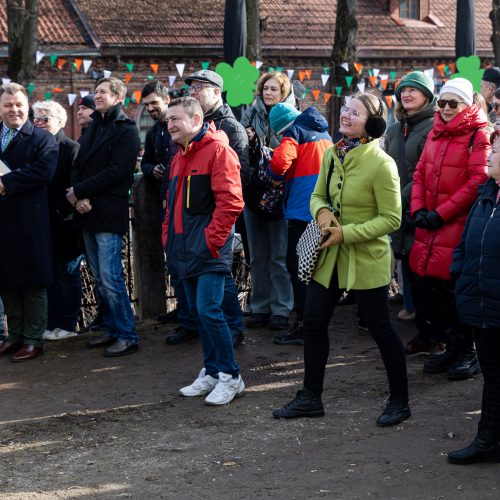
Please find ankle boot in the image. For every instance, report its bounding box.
[376,399,411,427]
[446,349,481,380]
[448,430,500,465]
[272,389,325,419]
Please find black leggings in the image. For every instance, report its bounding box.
[303,273,408,403]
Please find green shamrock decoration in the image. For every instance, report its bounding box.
[451,55,484,92]
[215,56,260,106]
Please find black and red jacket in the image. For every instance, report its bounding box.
[162,123,244,279]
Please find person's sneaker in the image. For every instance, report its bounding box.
[43,329,54,340]
[165,326,198,345]
[205,372,245,405]
[404,334,445,355]
[423,349,458,374]
[376,399,411,427]
[232,332,245,348]
[179,368,219,397]
[44,328,78,341]
[446,351,481,381]
[398,308,416,320]
[246,313,270,328]
[272,389,325,419]
[273,321,304,345]
[270,315,289,331]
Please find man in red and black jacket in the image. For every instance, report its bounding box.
[162,97,245,406]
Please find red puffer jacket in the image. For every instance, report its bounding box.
[409,104,490,281]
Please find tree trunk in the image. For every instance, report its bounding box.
[491,0,500,66]
[246,0,261,61]
[7,0,39,85]
[329,0,358,133]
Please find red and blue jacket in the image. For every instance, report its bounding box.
[162,123,244,279]
[269,106,332,221]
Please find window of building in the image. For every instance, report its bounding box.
[400,0,420,19]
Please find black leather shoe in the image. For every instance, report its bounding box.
[376,400,411,427]
[270,315,289,331]
[448,436,500,465]
[246,313,270,329]
[165,326,198,345]
[273,389,325,419]
[86,333,115,348]
[103,339,139,357]
[446,351,481,380]
[273,322,304,345]
[423,349,458,374]
[232,332,244,348]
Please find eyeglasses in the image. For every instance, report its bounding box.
[189,83,212,93]
[437,99,465,109]
[34,115,50,124]
[340,105,367,119]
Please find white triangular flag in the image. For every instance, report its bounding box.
[357,82,366,93]
[391,95,397,104]
[2,78,11,85]
[379,74,389,81]
[287,69,294,79]
[168,75,176,87]
[83,59,92,73]
[321,74,330,86]
[103,70,112,78]
[256,61,264,70]
[373,68,380,77]
[36,51,45,64]
[68,93,77,106]
[176,63,185,77]
[80,90,89,98]
[341,62,349,72]
[424,68,434,80]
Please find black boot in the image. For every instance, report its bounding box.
[446,349,481,380]
[448,430,500,465]
[272,389,325,419]
[376,399,411,427]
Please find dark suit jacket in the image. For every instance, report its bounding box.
[0,120,58,288]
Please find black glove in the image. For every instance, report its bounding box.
[426,210,444,229]
[413,209,430,229]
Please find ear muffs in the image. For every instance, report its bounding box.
[365,97,386,138]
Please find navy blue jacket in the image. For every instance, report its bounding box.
[451,178,500,328]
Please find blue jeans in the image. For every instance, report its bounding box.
[183,272,240,378]
[244,208,293,317]
[82,231,138,343]
[47,255,83,332]
[223,274,243,335]
[171,274,197,332]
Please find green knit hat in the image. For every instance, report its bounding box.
[395,71,435,103]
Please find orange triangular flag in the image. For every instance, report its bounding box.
[448,63,456,73]
[125,73,132,84]
[133,90,141,104]
[311,89,321,101]
[298,70,306,82]
[437,63,446,77]
[369,75,377,87]
[394,78,401,89]
[353,62,363,74]
[74,59,83,71]
[304,69,312,80]
[53,87,63,93]
[57,58,66,70]
[151,63,159,74]
[385,96,393,108]
[323,92,332,105]
[380,79,388,91]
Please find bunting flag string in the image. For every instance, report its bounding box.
[176,63,185,77]
[83,60,93,73]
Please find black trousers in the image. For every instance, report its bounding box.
[473,328,500,434]
[303,273,408,402]
[286,219,309,322]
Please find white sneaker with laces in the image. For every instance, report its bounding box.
[179,368,219,397]
[43,329,55,340]
[205,372,245,405]
[44,328,77,340]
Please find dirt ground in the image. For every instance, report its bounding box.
[0,303,499,500]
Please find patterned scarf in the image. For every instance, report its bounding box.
[335,136,370,163]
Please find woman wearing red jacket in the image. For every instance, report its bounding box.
[410,78,489,379]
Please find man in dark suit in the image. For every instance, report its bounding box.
[66,77,140,357]
[0,82,58,361]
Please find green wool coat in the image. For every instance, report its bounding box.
[310,140,402,291]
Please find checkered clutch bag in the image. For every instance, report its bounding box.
[296,220,323,285]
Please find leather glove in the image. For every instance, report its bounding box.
[413,209,430,229]
[426,210,444,229]
[317,208,340,232]
[319,226,344,249]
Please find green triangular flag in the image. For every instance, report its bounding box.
[275,66,283,73]
[27,83,35,96]
[201,61,210,70]
[44,91,53,100]
[345,76,353,87]
[125,63,134,72]
[445,65,449,75]
[368,69,373,76]
[335,86,343,96]
[324,67,330,74]
[303,88,310,96]
[390,71,397,80]
[50,55,57,65]
[147,75,154,80]
[72,62,77,72]
[124,97,131,108]
[268,67,275,73]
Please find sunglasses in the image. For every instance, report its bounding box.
[34,115,50,124]
[437,99,465,109]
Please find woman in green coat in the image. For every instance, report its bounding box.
[273,92,410,427]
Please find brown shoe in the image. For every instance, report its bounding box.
[11,344,43,362]
[0,340,23,356]
[405,334,443,355]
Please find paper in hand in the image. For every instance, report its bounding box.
[0,159,11,175]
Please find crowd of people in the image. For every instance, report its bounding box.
[1,66,500,464]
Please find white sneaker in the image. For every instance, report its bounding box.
[43,329,55,340]
[179,368,219,397]
[205,372,245,405]
[44,328,78,341]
